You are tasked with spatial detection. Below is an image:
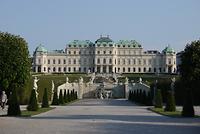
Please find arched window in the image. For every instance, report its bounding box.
[48,67,51,72]
[109,58,112,64]
[138,67,141,72]
[133,67,136,72]
[97,58,100,64]
[103,58,106,64]
[58,67,61,72]
[143,67,146,72]
[123,67,125,72]
[63,59,66,64]
[53,59,55,64]
[73,59,76,64]
[48,59,50,64]
[58,59,61,64]
[64,67,66,72]
[53,67,56,72]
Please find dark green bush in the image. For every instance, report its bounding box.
[8,90,21,116]
[42,88,49,108]
[27,89,39,111]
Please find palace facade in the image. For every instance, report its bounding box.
[32,36,177,74]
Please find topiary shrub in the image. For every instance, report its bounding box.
[27,89,38,111]
[182,89,194,117]
[51,90,59,105]
[59,90,64,105]
[165,91,176,112]
[64,89,67,103]
[8,89,21,116]
[154,89,163,108]
[42,88,49,108]
[67,90,70,102]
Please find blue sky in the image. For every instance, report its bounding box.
[0,0,199,55]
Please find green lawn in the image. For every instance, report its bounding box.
[21,107,55,117]
[149,107,182,117]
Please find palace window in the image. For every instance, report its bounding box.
[68,51,71,54]
[133,59,136,65]
[97,51,100,54]
[118,59,120,65]
[74,67,76,72]
[123,59,125,64]
[109,59,112,64]
[104,51,106,54]
[68,67,71,72]
[74,51,76,54]
[128,67,130,72]
[148,59,152,65]
[63,59,66,64]
[103,58,106,64]
[154,68,156,73]
[64,67,66,72]
[128,59,131,65]
[97,58,100,64]
[149,67,151,72]
[58,59,61,64]
[143,59,146,65]
[133,67,136,72]
[138,59,141,65]
[53,67,56,72]
[58,67,61,72]
[48,59,50,64]
[123,67,125,72]
[168,58,172,64]
[138,67,141,72]
[143,67,146,72]
[68,59,71,64]
[73,59,76,64]
[109,51,112,54]
[53,59,55,64]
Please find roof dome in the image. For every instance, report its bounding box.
[95,36,113,43]
[35,44,47,53]
[162,45,175,54]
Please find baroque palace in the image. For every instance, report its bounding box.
[33,36,177,74]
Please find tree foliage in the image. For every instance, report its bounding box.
[51,90,59,105]
[180,40,200,116]
[0,32,30,95]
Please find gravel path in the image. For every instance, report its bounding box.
[0,99,200,134]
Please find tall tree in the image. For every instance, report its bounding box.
[0,32,30,115]
[180,40,200,117]
[154,89,163,108]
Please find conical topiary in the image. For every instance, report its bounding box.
[42,88,49,108]
[67,90,70,102]
[59,90,64,105]
[51,90,59,105]
[27,89,38,111]
[182,89,194,117]
[8,89,21,116]
[64,89,67,103]
[165,91,176,111]
[154,89,163,108]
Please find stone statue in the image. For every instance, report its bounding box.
[125,77,129,84]
[66,77,69,83]
[51,80,54,101]
[33,76,39,98]
[33,76,39,90]
[100,93,104,99]
[79,76,83,84]
[171,77,176,94]
[139,77,142,83]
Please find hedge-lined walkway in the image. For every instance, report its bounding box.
[0,99,200,134]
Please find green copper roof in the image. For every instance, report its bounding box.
[116,40,142,48]
[35,44,48,52]
[95,36,113,43]
[162,45,175,54]
[68,40,94,47]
